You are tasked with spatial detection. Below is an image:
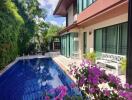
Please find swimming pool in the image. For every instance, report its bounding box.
[0,58,81,100]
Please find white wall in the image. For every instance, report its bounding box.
[60,13,128,59]
[67,4,74,26]
[78,13,128,58]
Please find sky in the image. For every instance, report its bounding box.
[38,0,66,27]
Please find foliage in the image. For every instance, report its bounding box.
[42,23,62,51]
[14,0,47,55]
[46,60,132,99]
[120,58,126,74]
[84,52,96,63]
[45,23,62,42]
[68,60,132,100]
[0,0,24,69]
[0,0,62,69]
[44,85,83,100]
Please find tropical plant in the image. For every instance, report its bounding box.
[14,0,47,55]
[120,58,126,74]
[0,0,24,69]
[84,52,96,64]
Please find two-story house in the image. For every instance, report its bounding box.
[54,0,128,59]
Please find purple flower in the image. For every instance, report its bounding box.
[103,89,110,96]
[119,90,132,100]
[108,74,121,86]
[130,84,132,89]
[57,86,67,98]
[70,82,76,88]
[89,88,95,94]
[124,83,130,89]
[78,75,85,86]
[45,96,50,100]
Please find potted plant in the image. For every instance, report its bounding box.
[120,58,126,75]
[84,52,96,64]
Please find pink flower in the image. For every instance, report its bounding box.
[45,96,50,100]
[70,82,76,88]
[124,83,130,89]
[89,88,95,94]
[56,86,67,99]
[103,89,110,96]
[130,84,132,89]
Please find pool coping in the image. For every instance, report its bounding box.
[53,58,77,83]
[0,55,78,94]
[0,55,76,83]
[0,55,51,76]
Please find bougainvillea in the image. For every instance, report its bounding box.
[45,59,132,100]
[68,59,132,100]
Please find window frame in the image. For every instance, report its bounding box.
[94,22,128,55]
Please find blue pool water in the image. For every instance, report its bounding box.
[0,58,81,100]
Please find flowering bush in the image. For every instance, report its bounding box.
[45,59,132,100]
[45,86,68,100]
[68,59,132,100]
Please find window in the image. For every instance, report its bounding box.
[94,22,127,55]
[105,25,118,53]
[83,0,87,10]
[66,14,68,27]
[73,33,79,52]
[77,0,96,13]
[94,29,102,52]
[119,23,128,55]
[78,0,83,13]
[73,0,77,15]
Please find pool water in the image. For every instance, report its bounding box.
[0,58,81,100]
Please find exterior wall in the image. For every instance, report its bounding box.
[58,0,128,59]
[67,4,74,26]
[78,13,128,58]
[77,0,127,23]
[60,13,128,59]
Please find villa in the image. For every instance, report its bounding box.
[54,0,128,59]
[1,0,132,99]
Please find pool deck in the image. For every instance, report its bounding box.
[0,52,126,84]
[53,55,81,82]
[52,54,126,84]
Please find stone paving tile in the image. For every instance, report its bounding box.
[53,55,126,84]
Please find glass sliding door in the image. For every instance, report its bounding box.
[119,22,128,55]
[105,25,118,54]
[94,22,127,55]
[94,29,102,52]
[66,34,70,57]
[60,32,79,57]
[73,33,79,52]
[83,32,87,54]
[70,33,74,57]
[60,37,63,54]
[62,37,65,55]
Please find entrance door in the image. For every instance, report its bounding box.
[83,32,87,54]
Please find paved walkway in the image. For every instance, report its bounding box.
[53,55,126,84]
[0,52,126,84]
[53,55,81,82]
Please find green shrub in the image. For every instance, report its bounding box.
[120,58,126,74]
[0,0,24,69]
[84,52,96,63]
